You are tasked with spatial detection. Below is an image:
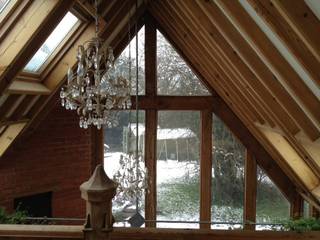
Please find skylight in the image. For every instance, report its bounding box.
[24,12,78,73]
[0,0,10,14]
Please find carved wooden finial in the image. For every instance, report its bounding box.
[80,164,118,240]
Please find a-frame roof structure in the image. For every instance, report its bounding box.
[0,0,319,209]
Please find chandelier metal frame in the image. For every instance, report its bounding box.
[60,0,132,129]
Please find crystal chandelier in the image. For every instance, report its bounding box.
[60,0,131,129]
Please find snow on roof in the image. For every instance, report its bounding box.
[129,124,196,140]
[157,128,196,140]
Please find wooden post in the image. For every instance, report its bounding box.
[244,150,257,230]
[291,193,303,219]
[310,206,320,219]
[144,12,157,228]
[80,164,117,240]
[145,110,157,227]
[200,110,212,229]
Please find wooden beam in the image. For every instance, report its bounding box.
[196,0,307,136]
[310,206,320,219]
[1,95,34,123]
[0,1,33,44]
[200,110,212,229]
[244,150,257,230]
[1,225,320,240]
[247,0,320,88]
[0,95,20,120]
[260,128,319,192]
[271,0,320,65]
[145,13,157,97]
[168,1,269,126]
[178,0,281,130]
[291,193,304,219]
[0,0,75,95]
[144,15,157,227]
[131,96,215,110]
[0,122,27,157]
[6,81,50,95]
[215,0,320,140]
[144,110,157,227]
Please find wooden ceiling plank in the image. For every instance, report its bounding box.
[261,128,319,191]
[156,1,264,125]
[0,0,75,96]
[0,95,20,121]
[271,0,320,64]
[150,2,317,202]
[215,0,320,141]
[196,0,317,142]
[247,0,320,88]
[100,0,135,41]
[0,122,27,157]
[175,0,278,129]
[4,95,26,119]
[0,1,33,44]
[0,119,29,128]
[195,1,320,177]
[6,81,50,95]
[182,0,307,136]
[6,95,35,122]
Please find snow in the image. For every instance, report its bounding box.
[157,128,196,140]
[129,124,196,140]
[104,152,278,230]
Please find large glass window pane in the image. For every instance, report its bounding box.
[211,114,245,229]
[114,26,145,95]
[24,12,78,73]
[104,111,145,227]
[256,166,290,230]
[157,111,200,228]
[157,30,210,96]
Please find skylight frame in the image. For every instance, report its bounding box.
[22,11,82,76]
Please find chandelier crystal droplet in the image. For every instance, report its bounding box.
[60,1,131,129]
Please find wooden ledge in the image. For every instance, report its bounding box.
[0,224,320,239]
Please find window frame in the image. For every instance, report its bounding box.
[22,10,83,78]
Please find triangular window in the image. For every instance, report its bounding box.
[256,166,290,229]
[157,30,211,96]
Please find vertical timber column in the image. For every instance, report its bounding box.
[244,150,257,230]
[144,13,157,227]
[91,128,104,174]
[200,110,212,229]
[310,206,320,219]
[291,193,304,219]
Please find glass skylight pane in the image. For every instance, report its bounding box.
[24,12,78,73]
[0,0,10,13]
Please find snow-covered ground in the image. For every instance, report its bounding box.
[104,152,280,230]
[104,152,199,184]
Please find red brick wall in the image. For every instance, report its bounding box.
[0,103,94,218]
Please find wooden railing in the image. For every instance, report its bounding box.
[1,224,320,240]
[1,165,319,240]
